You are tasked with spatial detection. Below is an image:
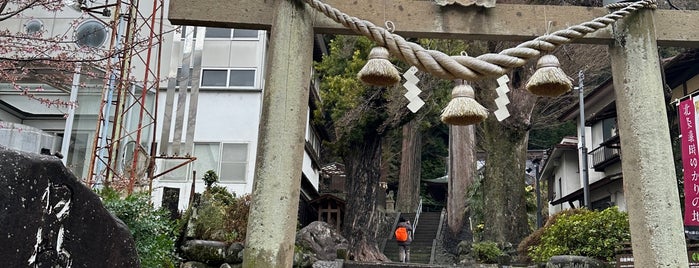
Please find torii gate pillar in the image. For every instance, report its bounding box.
[242,0,313,267]
[610,8,688,267]
[167,0,699,266]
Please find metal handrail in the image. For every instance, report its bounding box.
[413,199,422,235]
[430,208,446,264]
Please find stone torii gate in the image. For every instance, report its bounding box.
[169,0,699,267]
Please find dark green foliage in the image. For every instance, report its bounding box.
[99,188,178,268]
[524,185,537,229]
[202,170,219,189]
[190,186,251,243]
[421,122,449,181]
[206,185,236,206]
[472,241,504,264]
[528,121,576,150]
[526,207,630,262]
[467,170,486,241]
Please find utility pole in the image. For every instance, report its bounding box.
[577,70,591,208]
[534,158,542,229]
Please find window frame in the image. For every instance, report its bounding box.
[218,143,248,183]
[204,27,259,40]
[170,142,249,184]
[157,158,190,182]
[199,68,258,89]
[179,26,198,41]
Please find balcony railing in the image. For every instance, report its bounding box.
[589,142,621,171]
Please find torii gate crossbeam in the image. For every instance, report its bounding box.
[168,0,699,267]
[169,0,699,46]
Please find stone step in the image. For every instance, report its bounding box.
[383,212,442,264]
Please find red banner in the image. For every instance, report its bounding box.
[680,97,699,227]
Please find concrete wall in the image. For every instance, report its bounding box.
[549,150,580,213]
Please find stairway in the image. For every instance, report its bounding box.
[383,211,442,264]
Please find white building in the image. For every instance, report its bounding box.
[540,79,626,215]
[0,1,324,216]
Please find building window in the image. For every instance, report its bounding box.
[193,143,219,176]
[228,70,255,87]
[205,27,258,39]
[307,126,322,156]
[201,69,228,87]
[75,20,108,48]
[204,27,231,38]
[180,26,198,40]
[232,29,258,38]
[602,117,617,141]
[191,142,248,183]
[558,178,562,200]
[159,159,189,181]
[201,69,256,88]
[220,143,247,183]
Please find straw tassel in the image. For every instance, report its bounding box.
[440,81,488,125]
[357,46,401,87]
[525,54,573,97]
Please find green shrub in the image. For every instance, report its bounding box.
[190,185,251,243]
[206,185,236,206]
[226,194,251,242]
[99,188,178,268]
[472,241,503,264]
[517,209,587,263]
[194,195,231,241]
[527,207,629,262]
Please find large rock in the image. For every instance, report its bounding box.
[181,261,216,268]
[181,240,228,265]
[312,260,343,268]
[224,242,245,264]
[0,146,140,267]
[547,255,605,268]
[295,221,348,261]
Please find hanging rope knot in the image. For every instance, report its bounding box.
[452,87,475,99]
[357,46,401,86]
[367,48,390,60]
[440,81,488,125]
[526,54,573,97]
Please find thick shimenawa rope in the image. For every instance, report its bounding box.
[303,0,657,81]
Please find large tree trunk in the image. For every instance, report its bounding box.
[448,124,475,234]
[481,116,530,245]
[343,130,389,262]
[396,119,421,212]
[475,70,536,246]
